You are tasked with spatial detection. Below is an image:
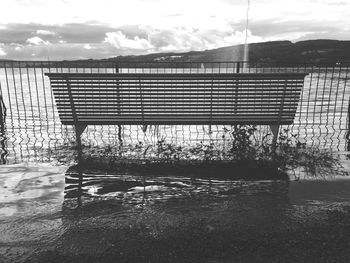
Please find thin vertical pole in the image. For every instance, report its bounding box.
[0,92,7,164]
[116,62,122,143]
[243,0,250,64]
[236,62,241,74]
[340,66,349,151]
[346,66,350,152]
[139,77,147,132]
[235,63,240,115]
[209,78,213,132]
[0,94,6,133]
[347,99,350,152]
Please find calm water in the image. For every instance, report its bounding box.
[1,162,350,262]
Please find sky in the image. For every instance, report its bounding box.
[0,0,349,60]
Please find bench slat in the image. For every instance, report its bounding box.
[56,105,299,110]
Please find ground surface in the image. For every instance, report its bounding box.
[1,164,350,263]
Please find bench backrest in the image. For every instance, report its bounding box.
[45,73,307,126]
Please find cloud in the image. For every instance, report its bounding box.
[102,26,264,55]
[0,23,117,45]
[83,44,94,50]
[36,29,56,35]
[104,31,153,51]
[0,42,107,60]
[139,27,262,53]
[0,45,6,56]
[58,23,114,43]
[26,36,50,45]
[245,19,340,38]
[148,28,204,51]
[326,1,348,5]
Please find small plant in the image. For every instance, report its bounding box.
[256,128,345,178]
[188,141,220,162]
[228,125,258,160]
[71,125,346,179]
[156,139,182,162]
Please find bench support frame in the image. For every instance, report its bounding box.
[72,123,280,147]
[270,125,280,145]
[74,124,87,159]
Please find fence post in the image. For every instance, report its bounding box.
[0,92,7,164]
[115,62,123,143]
[347,96,350,152]
[234,62,241,121]
[236,62,241,73]
[0,94,6,134]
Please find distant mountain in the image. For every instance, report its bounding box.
[106,39,350,64]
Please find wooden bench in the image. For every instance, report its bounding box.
[45,72,307,145]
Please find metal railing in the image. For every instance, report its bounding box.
[0,60,349,164]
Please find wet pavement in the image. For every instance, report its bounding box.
[0,162,350,262]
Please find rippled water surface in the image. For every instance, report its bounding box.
[1,163,350,263]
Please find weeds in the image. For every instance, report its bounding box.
[69,125,345,178]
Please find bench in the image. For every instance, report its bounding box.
[45,72,307,146]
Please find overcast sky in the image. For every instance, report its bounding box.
[0,0,349,60]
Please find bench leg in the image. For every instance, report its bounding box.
[74,124,87,160]
[142,125,148,133]
[270,125,280,145]
[118,125,123,143]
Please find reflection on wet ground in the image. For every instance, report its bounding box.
[1,164,350,262]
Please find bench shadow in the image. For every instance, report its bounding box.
[62,142,292,212]
[57,157,295,262]
[62,141,292,210]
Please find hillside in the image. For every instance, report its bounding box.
[106,39,350,64]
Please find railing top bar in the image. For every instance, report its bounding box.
[1,60,350,67]
[1,59,350,62]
